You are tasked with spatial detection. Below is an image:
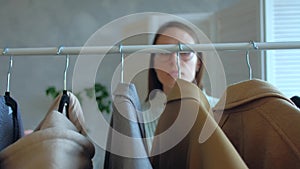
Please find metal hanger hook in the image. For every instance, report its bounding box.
[57,46,69,90]
[177,43,183,79]
[63,54,70,91]
[6,56,13,92]
[57,46,64,55]
[250,40,259,50]
[245,40,258,80]
[245,50,252,80]
[119,43,124,83]
[2,48,9,55]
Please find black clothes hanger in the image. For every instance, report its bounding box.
[58,90,70,118]
[3,56,23,141]
[57,47,70,117]
[291,96,300,109]
[4,92,20,141]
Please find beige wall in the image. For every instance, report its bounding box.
[1,0,260,168]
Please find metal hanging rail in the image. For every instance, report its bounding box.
[1,41,300,56]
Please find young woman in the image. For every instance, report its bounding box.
[142,21,218,153]
[147,21,204,99]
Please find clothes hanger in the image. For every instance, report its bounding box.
[176,43,183,79]
[57,46,70,117]
[2,49,20,141]
[245,40,259,80]
[119,43,124,83]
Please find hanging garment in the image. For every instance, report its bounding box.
[0,91,95,169]
[0,95,24,151]
[36,91,87,135]
[141,88,218,153]
[151,79,248,169]
[104,83,152,169]
[213,79,300,169]
[139,90,166,153]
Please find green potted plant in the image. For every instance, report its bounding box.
[46,83,111,114]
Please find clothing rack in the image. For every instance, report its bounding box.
[1,41,300,56]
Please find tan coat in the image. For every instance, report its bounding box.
[151,79,248,169]
[0,92,95,169]
[37,91,88,135]
[213,79,300,169]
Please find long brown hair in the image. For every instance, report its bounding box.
[147,21,205,101]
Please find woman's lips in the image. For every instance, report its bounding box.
[169,71,179,78]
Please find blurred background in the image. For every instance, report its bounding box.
[0,0,299,168]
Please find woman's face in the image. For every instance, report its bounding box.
[153,27,200,93]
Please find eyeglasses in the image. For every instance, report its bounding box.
[156,52,196,62]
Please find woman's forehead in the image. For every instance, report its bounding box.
[157,27,195,44]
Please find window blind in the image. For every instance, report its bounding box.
[266,0,300,98]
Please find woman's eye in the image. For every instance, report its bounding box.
[180,53,190,57]
[180,52,194,60]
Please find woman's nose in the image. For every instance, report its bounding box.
[168,52,178,63]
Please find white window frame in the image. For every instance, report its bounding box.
[264,0,300,98]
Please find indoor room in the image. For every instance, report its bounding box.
[0,0,299,168]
